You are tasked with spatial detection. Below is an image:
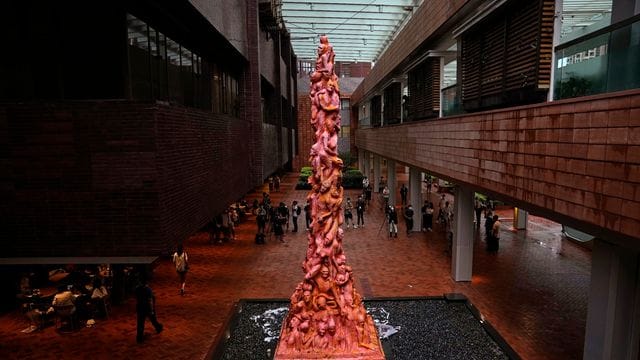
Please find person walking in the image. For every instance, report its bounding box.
[172,244,189,296]
[387,206,398,238]
[135,274,163,344]
[404,204,414,235]
[400,184,408,206]
[355,195,365,228]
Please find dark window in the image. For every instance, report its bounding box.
[383,83,401,124]
[370,95,381,127]
[126,14,224,112]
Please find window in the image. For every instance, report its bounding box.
[126,14,219,111]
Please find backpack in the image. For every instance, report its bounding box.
[296,206,301,216]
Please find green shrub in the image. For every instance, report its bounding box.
[296,167,363,189]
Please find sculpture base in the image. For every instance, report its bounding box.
[212,297,518,360]
[273,315,385,359]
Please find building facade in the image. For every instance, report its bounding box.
[0,0,297,259]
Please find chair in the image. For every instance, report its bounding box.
[54,304,77,332]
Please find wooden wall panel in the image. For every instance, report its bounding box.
[460,0,553,111]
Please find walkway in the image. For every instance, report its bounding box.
[0,172,590,359]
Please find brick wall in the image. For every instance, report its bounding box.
[245,0,264,184]
[0,101,259,257]
[356,90,640,244]
[293,95,312,171]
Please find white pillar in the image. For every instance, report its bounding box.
[513,208,528,230]
[387,159,396,206]
[584,239,640,360]
[363,151,371,180]
[452,186,474,281]
[409,167,422,217]
[549,0,563,101]
[373,155,381,193]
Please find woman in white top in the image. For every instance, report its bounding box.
[172,244,189,296]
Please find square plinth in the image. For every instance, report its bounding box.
[210,296,519,360]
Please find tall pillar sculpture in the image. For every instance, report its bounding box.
[275,36,384,359]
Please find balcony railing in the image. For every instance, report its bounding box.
[554,14,640,100]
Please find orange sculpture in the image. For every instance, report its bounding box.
[275,35,384,359]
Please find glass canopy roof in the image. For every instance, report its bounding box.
[281,0,422,62]
[280,0,613,63]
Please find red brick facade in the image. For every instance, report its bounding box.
[0,101,260,257]
[293,94,312,171]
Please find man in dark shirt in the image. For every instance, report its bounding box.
[135,275,163,343]
[387,206,398,238]
[400,184,408,206]
[404,205,414,235]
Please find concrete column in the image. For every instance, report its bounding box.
[513,207,528,230]
[373,155,381,193]
[387,159,396,206]
[452,186,474,282]
[409,167,422,216]
[358,150,365,173]
[584,239,640,360]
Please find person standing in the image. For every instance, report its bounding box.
[356,195,365,228]
[274,175,281,192]
[382,186,390,210]
[364,184,372,207]
[404,204,414,235]
[484,210,495,251]
[304,200,312,230]
[438,195,447,224]
[474,197,484,228]
[387,206,398,238]
[256,204,267,234]
[172,245,189,296]
[425,202,434,231]
[421,201,429,231]
[291,200,300,232]
[490,215,501,252]
[135,274,163,344]
[344,198,354,229]
[400,184,408,206]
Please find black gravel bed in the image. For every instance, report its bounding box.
[212,297,517,360]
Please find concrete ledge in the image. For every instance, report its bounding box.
[0,256,159,265]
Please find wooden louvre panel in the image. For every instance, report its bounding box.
[407,57,439,121]
[370,95,382,127]
[504,1,539,92]
[460,0,553,111]
[461,31,482,109]
[383,82,401,125]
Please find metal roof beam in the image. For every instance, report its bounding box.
[283,0,417,6]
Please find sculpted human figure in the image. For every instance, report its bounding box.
[276,36,382,359]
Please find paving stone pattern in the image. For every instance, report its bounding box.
[0,172,590,360]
